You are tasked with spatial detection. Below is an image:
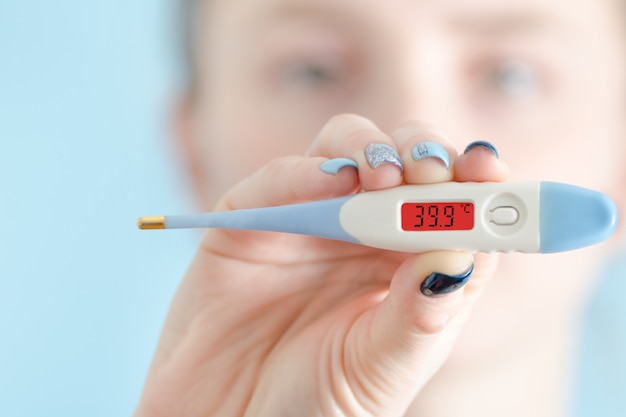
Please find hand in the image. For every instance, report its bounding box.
[135,114,509,417]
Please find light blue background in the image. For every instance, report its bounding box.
[1,1,625,416]
[0,0,198,415]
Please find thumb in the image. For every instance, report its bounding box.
[343,250,478,415]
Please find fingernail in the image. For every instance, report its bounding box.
[320,158,358,175]
[411,141,450,168]
[365,143,404,171]
[464,141,499,158]
[421,264,474,297]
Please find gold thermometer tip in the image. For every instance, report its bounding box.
[137,216,165,230]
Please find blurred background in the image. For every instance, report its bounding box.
[0,0,199,415]
[1,0,624,416]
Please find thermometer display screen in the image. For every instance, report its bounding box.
[401,202,474,231]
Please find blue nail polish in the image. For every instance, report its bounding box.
[421,264,474,296]
[365,143,404,171]
[411,141,450,168]
[464,141,500,158]
[320,158,358,175]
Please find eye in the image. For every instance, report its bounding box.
[278,57,347,92]
[285,63,338,84]
[487,60,540,98]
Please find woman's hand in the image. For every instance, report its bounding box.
[135,114,509,417]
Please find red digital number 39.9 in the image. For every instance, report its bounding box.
[401,202,474,231]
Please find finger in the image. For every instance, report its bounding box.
[391,121,458,185]
[214,156,359,211]
[343,250,477,414]
[454,141,510,183]
[307,113,404,191]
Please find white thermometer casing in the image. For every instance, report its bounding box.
[339,182,539,253]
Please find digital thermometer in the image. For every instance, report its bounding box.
[137,181,618,253]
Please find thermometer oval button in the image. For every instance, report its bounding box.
[490,206,519,226]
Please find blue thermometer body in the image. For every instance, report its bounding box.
[138,182,618,254]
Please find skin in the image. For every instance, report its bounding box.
[136,0,625,415]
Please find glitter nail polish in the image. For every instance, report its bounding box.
[365,143,404,171]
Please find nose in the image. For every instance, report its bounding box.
[370,36,466,149]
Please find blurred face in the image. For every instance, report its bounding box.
[186,0,625,203]
[180,0,625,361]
